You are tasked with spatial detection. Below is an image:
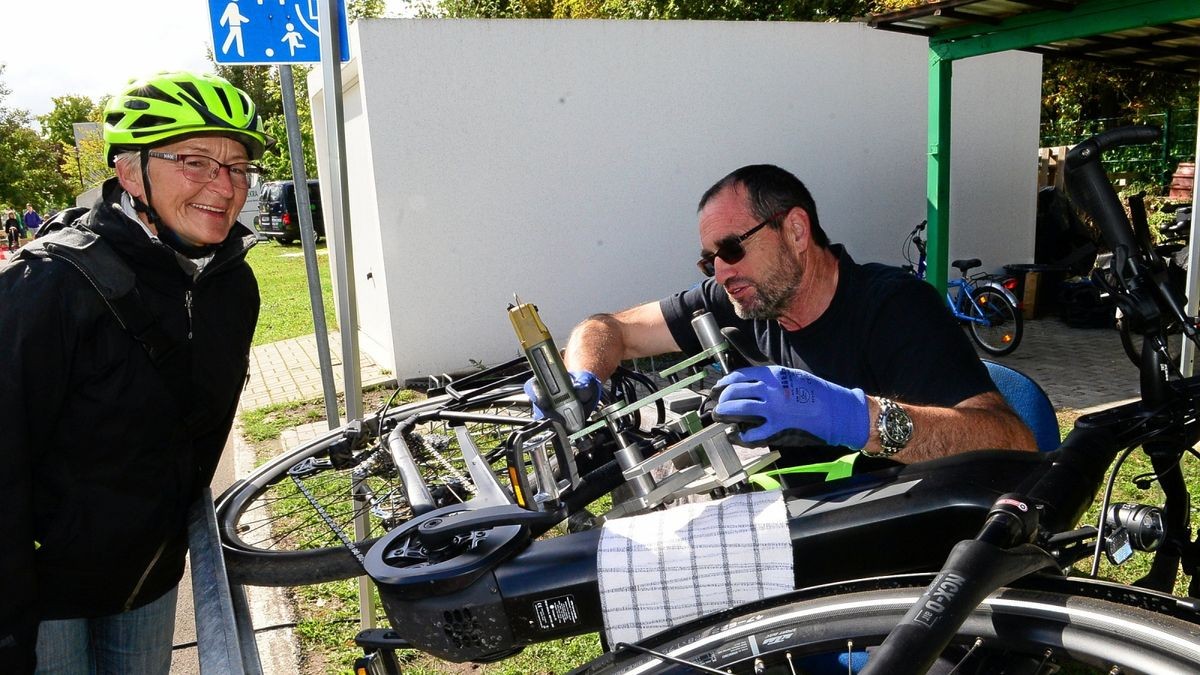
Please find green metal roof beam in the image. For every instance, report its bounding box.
[926,51,952,293]
[931,0,1200,61]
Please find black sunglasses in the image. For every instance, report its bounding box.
[696,209,789,277]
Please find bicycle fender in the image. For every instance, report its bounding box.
[975,279,1020,308]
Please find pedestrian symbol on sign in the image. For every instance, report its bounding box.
[219,0,250,57]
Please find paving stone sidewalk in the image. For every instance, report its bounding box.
[974,317,1142,413]
[240,331,395,411]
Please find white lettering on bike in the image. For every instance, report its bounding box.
[762,628,797,646]
[912,572,966,628]
[532,595,579,630]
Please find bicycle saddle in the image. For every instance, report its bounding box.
[952,258,981,275]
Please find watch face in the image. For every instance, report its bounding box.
[882,407,913,447]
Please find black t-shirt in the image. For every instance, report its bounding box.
[659,244,995,466]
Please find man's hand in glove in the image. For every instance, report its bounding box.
[523,370,603,421]
[713,365,869,449]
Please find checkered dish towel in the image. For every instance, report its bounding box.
[597,490,793,646]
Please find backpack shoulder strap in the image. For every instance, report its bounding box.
[21,227,178,365]
[20,217,206,430]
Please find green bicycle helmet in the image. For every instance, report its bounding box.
[103,71,274,165]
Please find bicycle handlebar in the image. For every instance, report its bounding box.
[1065,126,1161,259]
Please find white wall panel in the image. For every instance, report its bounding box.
[311,19,1041,379]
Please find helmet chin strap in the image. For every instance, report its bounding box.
[132,147,220,259]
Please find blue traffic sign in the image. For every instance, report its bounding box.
[208,0,349,65]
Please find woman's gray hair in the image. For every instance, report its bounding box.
[114,150,142,172]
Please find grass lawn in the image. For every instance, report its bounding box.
[246,239,337,346]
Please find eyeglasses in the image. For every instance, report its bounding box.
[148,151,263,189]
[696,209,789,277]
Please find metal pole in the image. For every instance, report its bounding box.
[1179,92,1200,377]
[279,64,340,429]
[318,0,372,628]
[188,488,261,674]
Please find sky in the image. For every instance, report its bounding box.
[1,0,412,122]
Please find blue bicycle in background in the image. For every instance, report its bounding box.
[903,220,1024,356]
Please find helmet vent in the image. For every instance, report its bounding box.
[135,85,176,104]
[125,100,151,111]
[215,88,235,120]
[128,114,176,130]
[177,81,204,107]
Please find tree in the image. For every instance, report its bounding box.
[59,130,109,193]
[1041,59,1197,131]
[34,96,105,197]
[0,66,75,213]
[432,0,876,19]
[38,95,100,150]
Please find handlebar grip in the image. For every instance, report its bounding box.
[1065,126,1161,258]
[1075,125,1162,155]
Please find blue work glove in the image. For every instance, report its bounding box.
[523,370,603,421]
[712,365,869,449]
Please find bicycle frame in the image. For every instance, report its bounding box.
[342,128,1200,673]
[904,221,1021,328]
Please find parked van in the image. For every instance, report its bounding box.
[237,184,266,240]
[258,180,324,245]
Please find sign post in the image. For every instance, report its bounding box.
[208,0,350,430]
[208,0,374,633]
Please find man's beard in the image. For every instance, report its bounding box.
[727,251,805,320]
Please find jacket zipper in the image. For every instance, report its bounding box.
[185,289,194,339]
[124,540,169,610]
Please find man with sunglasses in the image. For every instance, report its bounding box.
[531,164,1035,472]
[0,72,271,674]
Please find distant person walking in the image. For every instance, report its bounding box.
[23,204,41,236]
[5,211,20,250]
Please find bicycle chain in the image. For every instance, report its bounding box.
[291,473,368,565]
[418,432,477,497]
[288,430,489,565]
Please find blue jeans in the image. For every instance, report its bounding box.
[34,586,178,675]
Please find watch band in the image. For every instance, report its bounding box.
[863,397,913,458]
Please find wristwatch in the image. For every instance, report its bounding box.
[863,397,913,458]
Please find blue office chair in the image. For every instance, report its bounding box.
[983,360,1060,451]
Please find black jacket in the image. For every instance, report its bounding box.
[0,178,260,671]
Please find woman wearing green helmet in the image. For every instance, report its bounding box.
[103,70,275,253]
[0,71,271,675]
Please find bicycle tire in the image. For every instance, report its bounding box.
[968,287,1022,356]
[217,391,534,586]
[572,575,1200,674]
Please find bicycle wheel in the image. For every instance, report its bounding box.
[573,575,1200,674]
[968,287,1023,356]
[217,390,533,586]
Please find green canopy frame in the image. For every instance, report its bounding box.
[872,0,1200,292]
